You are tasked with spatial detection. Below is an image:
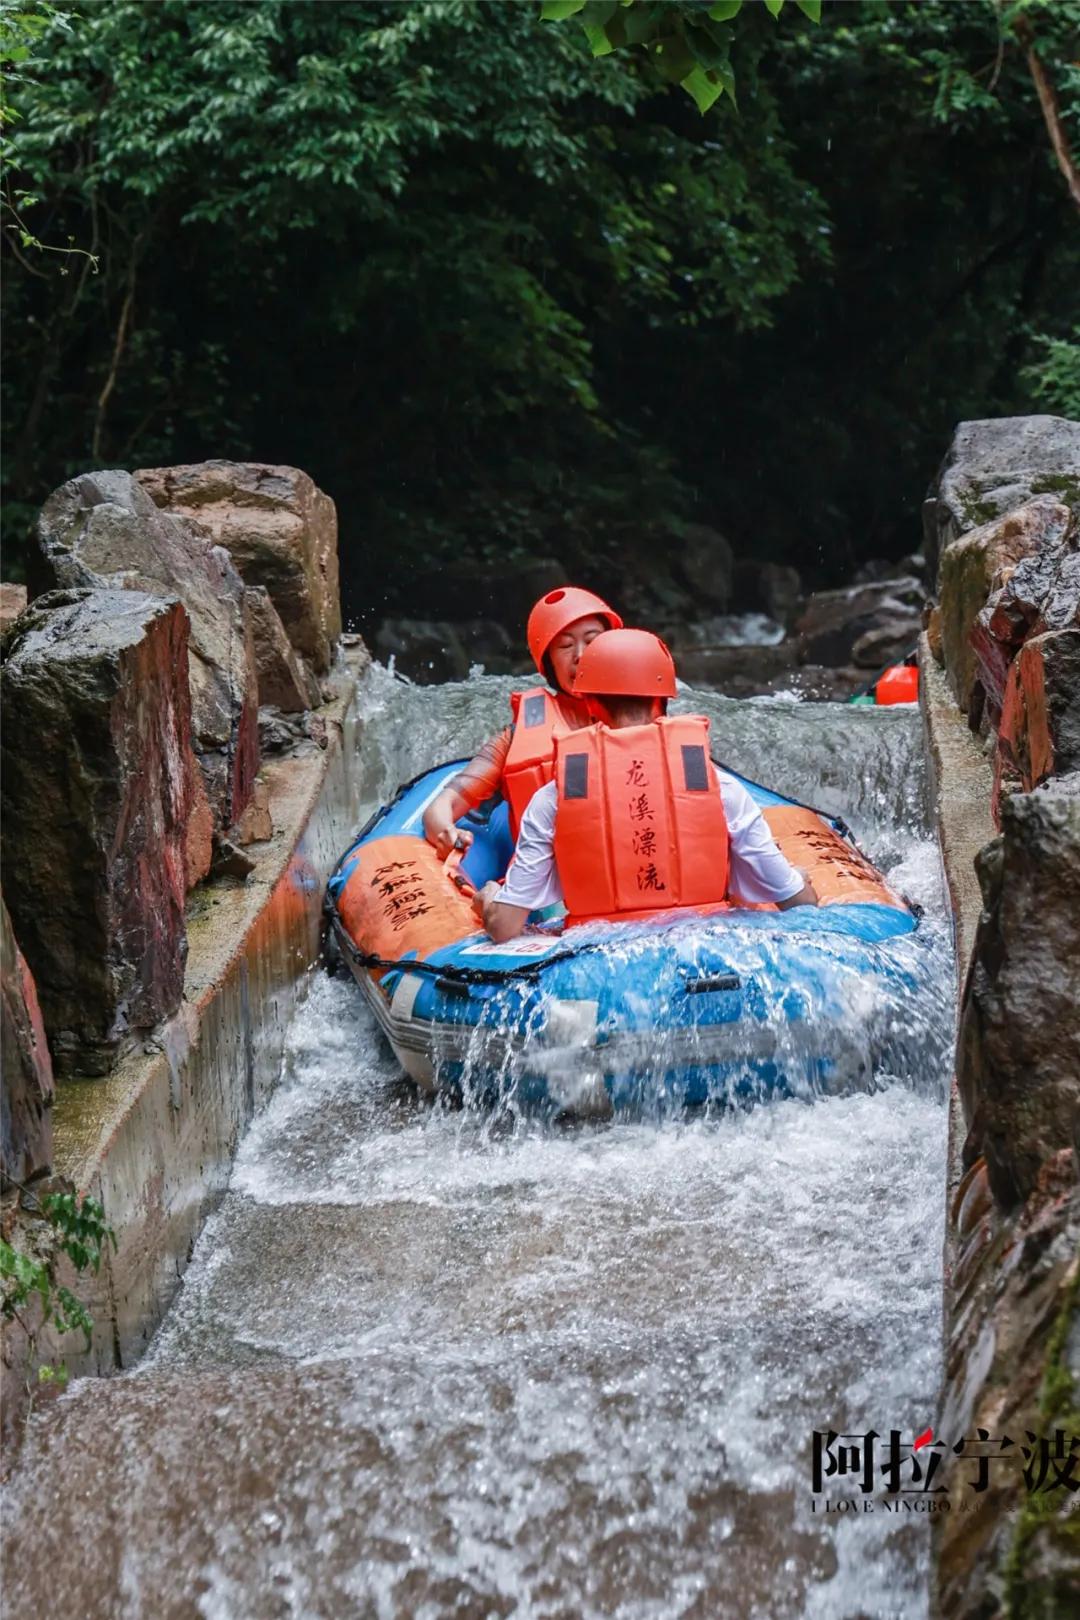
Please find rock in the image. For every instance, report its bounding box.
[850,619,923,671]
[936,1163,1080,1620]
[33,470,259,833]
[759,563,802,628]
[956,772,1080,1208]
[0,591,199,1076]
[374,618,515,683]
[0,583,27,636]
[938,497,1072,712]
[135,461,341,675]
[925,604,945,666]
[234,778,272,847]
[1,896,54,1186]
[210,839,256,881]
[969,524,1080,730]
[923,414,1080,584]
[244,586,321,713]
[997,629,1080,796]
[793,577,924,667]
[673,523,734,610]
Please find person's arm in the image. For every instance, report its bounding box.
[422,727,512,859]
[475,783,561,942]
[718,771,819,908]
[777,875,818,909]
[477,882,531,942]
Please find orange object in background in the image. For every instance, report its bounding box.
[761,806,902,909]
[875,664,919,705]
[337,834,478,962]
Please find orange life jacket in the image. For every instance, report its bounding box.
[503,687,590,837]
[553,716,730,926]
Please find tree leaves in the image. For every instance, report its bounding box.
[541,0,819,114]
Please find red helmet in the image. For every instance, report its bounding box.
[526,586,623,674]
[572,628,678,699]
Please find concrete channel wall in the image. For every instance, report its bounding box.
[28,648,368,1381]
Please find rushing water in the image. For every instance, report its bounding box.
[2,669,953,1620]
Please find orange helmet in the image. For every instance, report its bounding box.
[526,586,623,674]
[572,628,678,699]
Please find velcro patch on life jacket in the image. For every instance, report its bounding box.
[522,693,547,728]
[563,753,589,799]
[681,744,709,792]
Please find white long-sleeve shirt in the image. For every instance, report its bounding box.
[495,766,804,914]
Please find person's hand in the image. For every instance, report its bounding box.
[424,804,473,861]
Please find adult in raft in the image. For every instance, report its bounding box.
[422,585,623,858]
[476,628,818,942]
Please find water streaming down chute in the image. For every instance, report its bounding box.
[0,665,953,1620]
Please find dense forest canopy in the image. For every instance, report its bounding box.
[2,0,1078,631]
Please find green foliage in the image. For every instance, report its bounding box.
[0,1185,115,1388]
[1021,331,1080,419]
[0,0,1077,626]
[539,0,821,114]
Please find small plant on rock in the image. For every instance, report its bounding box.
[0,1180,115,1396]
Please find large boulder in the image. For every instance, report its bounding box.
[997,629,1080,794]
[938,496,1073,712]
[243,586,321,713]
[793,576,924,667]
[924,415,1080,584]
[956,773,1080,1208]
[1,896,54,1187]
[673,523,734,611]
[1,590,202,1076]
[33,470,258,833]
[134,461,341,676]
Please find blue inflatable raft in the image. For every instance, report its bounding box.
[327,760,919,1115]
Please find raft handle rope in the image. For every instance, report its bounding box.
[683,974,742,995]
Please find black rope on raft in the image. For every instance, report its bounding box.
[330,918,578,986]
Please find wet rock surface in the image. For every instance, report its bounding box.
[924,414,1080,584]
[956,773,1080,1210]
[794,576,924,669]
[33,470,259,832]
[243,585,321,713]
[135,460,341,676]
[939,496,1074,713]
[0,590,200,1076]
[937,1154,1080,1620]
[0,896,54,1186]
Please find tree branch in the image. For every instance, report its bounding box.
[1013,15,1080,212]
[91,260,137,461]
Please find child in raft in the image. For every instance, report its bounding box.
[422,586,623,858]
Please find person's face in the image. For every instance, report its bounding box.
[547,615,607,692]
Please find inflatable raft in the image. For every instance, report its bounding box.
[327,760,919,1114]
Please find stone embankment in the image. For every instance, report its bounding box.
[921,415,1080,1618]
[0,462,366,1455]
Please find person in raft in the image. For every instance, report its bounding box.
[422,585,624,858]
[476,628,818,943]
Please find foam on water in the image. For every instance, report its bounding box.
[1,667,953,1620]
